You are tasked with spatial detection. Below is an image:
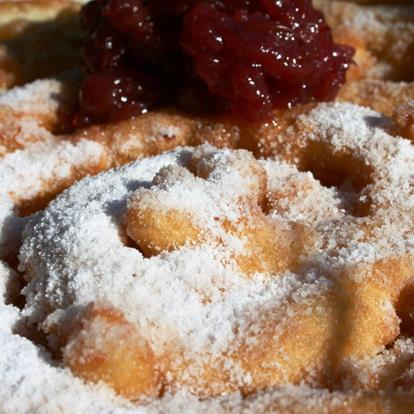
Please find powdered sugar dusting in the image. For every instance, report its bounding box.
[277,103,414,269]
[20,147,322,358]
[263,161,349,224]
[1,94,414,409]
[0,79,63,115]
[16,107,414,406]
[0,137,106,203]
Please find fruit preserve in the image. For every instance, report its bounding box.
[76,0,354,126]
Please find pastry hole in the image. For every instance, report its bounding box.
[395,284,414,337]
[12,317,51,356]
[122,233,141,250]
[15,192,62,217]
[297,141,374,216]
[4,272,25,309]
[298,142,373,191]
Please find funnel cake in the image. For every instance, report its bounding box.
[1,1,414,413]
[13,103,414,411]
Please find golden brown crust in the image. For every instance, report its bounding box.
[63,303,160,401]
[338,80,414,116]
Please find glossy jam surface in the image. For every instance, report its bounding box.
[76,0,354,126]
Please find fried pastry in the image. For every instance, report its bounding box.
[13,104,414,409]
[1,0,414,413]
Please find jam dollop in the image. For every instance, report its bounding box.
[75,0,354,126]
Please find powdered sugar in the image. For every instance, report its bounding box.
[17,107,414,405]
[1,138,106,203]
[2,96,414,410]
[279,103,414,267]
[0,314,136,414]
[20,146,322,360]
[0,79,64,116]
[263,161,349,224]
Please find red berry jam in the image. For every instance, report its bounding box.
[75,0,354,126]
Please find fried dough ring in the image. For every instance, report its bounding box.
[0,2,85,92]
[0,1,84,27]
[18,128,414,400]
[59,257,414,398]
[338,80,414,117]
